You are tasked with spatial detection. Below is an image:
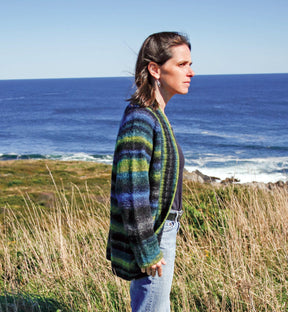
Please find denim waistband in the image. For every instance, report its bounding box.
[167,210,183,222]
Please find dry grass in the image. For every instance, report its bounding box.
[0,161,287,311]
[173,182,288,311]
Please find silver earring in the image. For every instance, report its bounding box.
[156,79,161,88]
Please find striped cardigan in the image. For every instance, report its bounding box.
[106,104,179,280]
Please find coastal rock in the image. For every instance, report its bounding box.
[184,169,220,183]
[184,169,288,189]
[221,177,240,185]
[267,180,288,190]
[243,180,288,191]
[244,182,268,190]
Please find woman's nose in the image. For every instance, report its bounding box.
[188,68,195,77]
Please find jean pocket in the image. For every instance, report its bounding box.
[163,220,177,232]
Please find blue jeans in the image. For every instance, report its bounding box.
[130,213,180,312]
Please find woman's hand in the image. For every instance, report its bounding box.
[141,258,166,277]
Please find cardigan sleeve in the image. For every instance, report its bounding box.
[114,108,163,268]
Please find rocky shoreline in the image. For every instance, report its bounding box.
[184,169,288,190]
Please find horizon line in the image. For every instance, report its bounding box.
[1,72,288,81]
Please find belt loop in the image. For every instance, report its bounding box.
[174,210,183,222]
[175,211,179,223]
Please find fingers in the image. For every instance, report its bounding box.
[157,264,163,277]
[161,258,167,265]
[142,266,153,276]
[147,267,156,277]
[155,259,166,277]
[142,258,166,277]
[151,266,157,277]
[145,267,156,277]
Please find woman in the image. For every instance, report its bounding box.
[106,31,194,311]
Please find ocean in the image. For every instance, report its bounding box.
[0,74,287,183]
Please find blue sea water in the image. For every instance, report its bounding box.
[0,74,287,183]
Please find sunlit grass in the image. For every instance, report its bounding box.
[0,160,287,311]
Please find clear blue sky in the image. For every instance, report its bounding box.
[1,0,287,79]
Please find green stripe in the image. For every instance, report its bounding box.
[117,135,152,150]
[153,149,161,158]
[150,107,179,234]
[117,158,149,173]
[110,221,126,235]
[150,172,161,182]
[112,255,134,269]
[148,108,166,220]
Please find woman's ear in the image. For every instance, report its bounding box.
[148,62,160,80]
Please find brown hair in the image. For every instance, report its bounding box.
[129,31,191,108]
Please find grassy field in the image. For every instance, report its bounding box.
[0,160,287,311]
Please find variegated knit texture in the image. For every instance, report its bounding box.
[106,104,179,280]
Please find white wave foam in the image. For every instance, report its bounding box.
[185,156,288,183]
[50,153,113,164]
[92,154,113,164]
[56,153,96,162]
[2,151,286,183]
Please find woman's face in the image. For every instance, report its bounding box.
[159,44,194,99]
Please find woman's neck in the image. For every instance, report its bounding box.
[155,89,172,113]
